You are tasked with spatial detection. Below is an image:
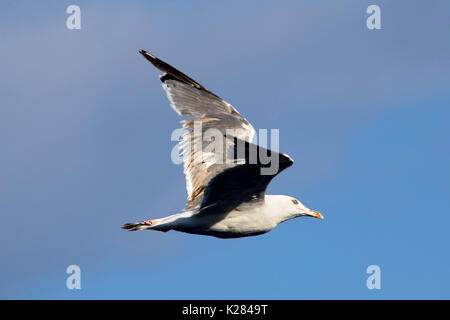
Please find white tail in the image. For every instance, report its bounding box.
[122,212,194,233]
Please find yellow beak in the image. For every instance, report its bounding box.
[309,210,324,219]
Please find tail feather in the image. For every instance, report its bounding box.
[122,222,152,232]
[122,214,181,233]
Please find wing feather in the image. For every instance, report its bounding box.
[140,50,255,210]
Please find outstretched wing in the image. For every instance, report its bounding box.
[200,137,294,210]
[140,50,255,210]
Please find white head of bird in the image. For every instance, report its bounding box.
[265,195,323,223]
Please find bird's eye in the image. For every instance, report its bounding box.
[291,199,299,205]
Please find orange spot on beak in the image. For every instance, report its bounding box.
[310,210,324,219]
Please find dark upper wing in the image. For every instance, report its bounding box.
[200,136,294,210]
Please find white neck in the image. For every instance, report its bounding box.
[264,195,298,224]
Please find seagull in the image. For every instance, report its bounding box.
[122,50,323,238]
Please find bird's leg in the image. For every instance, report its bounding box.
[142,219,157,226]
[122,219,159,231]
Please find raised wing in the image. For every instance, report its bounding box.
[139,50,255,210]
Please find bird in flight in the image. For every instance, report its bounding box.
[122,50,323,238]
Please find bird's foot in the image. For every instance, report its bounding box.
[122,219,158,231]
[143,219,156,226]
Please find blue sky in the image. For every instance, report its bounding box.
[1,1,449,299]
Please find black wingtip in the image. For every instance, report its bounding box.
[137,49,220,98]
[139,49,157,63]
